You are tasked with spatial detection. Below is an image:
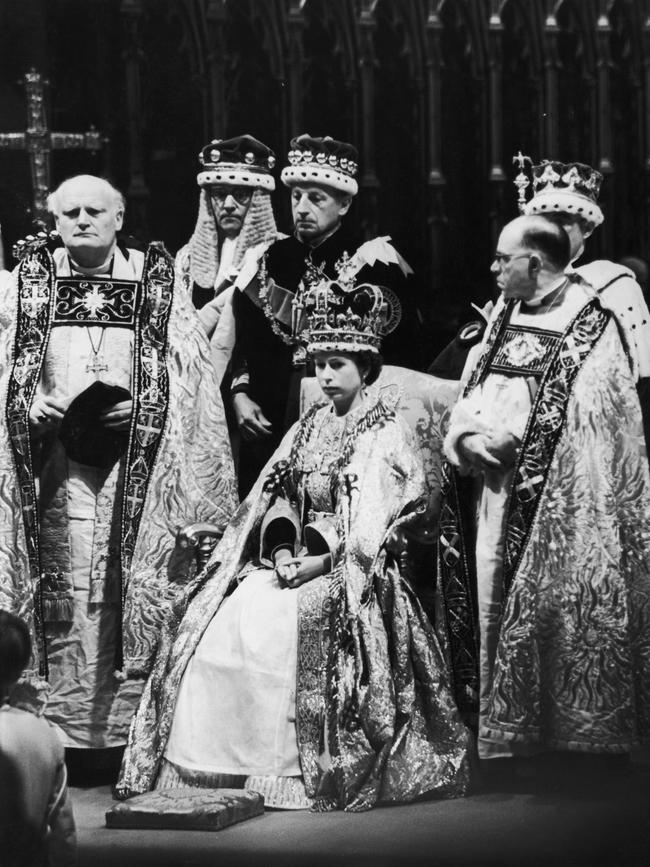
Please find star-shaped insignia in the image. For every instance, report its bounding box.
[82,284,108,316]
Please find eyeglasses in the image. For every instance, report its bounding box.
[493,252,531,268]
[210,187,253,205]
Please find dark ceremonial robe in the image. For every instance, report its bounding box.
[427,319,487,381]
[0,242,237,747]
[231,226,412,495]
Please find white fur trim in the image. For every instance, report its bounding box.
[197,166,275,191]
[523,190,603,226]
[306,339,379,354]
[575,261,650,379]
[281,166,358,196]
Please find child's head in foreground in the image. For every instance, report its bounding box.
[0,610,31,702]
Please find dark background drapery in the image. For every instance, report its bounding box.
[0,0,647,358]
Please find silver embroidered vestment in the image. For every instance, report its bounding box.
[0,244,237,747]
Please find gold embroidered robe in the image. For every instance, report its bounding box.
[118,394,471,810]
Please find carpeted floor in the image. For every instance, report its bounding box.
[72,749,650,867]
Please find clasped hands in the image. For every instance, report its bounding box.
[457,429,520,475]
[29,394,133,437]
[273,548,331,590]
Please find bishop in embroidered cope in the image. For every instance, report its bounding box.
[0,175,236,749]
[439,215,650,761]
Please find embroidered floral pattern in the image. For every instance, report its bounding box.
[6,245,55,675]
[439,300,610,713]
[484,324,650,749]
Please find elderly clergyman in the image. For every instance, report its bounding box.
[438,215,650,781]
[0,174,236,758]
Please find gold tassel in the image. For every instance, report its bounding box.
[40,571,74,623]
[42,593,74,623]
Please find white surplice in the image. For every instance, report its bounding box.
[40,246,143,748]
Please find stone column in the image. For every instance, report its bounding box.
[542,2,559,158]
[358,0,379,239]
[595,5,614,253]
[487,5,506,251]
[286,0,306,136]
[424,2,446,302]
[121,0,149,236]
[204,0,228,137]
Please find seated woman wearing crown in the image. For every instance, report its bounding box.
[116,277,471,811]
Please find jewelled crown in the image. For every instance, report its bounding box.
[281,134,359,196]
[519,159,604,226]
[197,134,276,191]
[302,255,400,355]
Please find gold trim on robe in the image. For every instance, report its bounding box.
[117,393,471,809]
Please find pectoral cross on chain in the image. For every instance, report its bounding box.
[86,356,108,375]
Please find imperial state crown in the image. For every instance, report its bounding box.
[302,254,401,354]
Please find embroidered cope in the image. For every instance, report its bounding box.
[0,243,237,747]
[440,282,650,755]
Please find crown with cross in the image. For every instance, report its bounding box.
[302,254,400,354]
[516,156,604,227]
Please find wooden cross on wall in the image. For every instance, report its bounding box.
[0,69,105,224]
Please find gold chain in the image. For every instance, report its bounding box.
[257,251,299,346]
[86,327,106,357]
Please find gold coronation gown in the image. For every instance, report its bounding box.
[118,391,470,811]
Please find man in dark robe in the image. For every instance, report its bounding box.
[230,133,412,495]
